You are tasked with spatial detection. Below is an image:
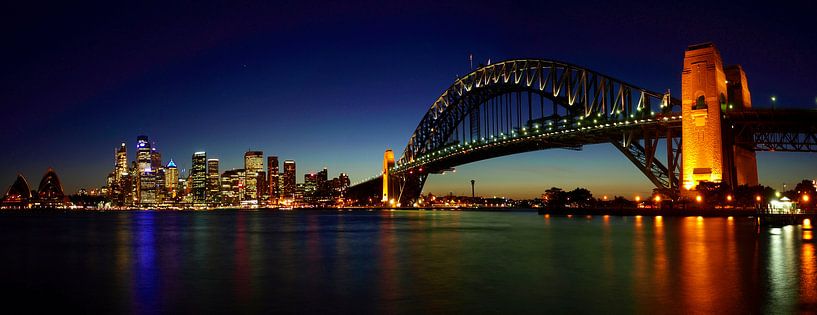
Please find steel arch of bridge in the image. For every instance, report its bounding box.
[397,59,681,167]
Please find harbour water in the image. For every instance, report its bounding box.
[1,210,814,314]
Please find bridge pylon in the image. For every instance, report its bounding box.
[681,43,758,196]
[382,150,395,205]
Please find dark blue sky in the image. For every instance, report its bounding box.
[2,1,816,197]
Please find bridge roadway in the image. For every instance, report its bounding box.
[348,108,817,205]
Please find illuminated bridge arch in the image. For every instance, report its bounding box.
[349,59,685,205]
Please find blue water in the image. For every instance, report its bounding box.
[0,210,814,314]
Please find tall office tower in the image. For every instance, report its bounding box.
[317,168,328,198]
[165,159,178,198]
[267,156,279,203]
[278,173,285,199]
[243,151,264,200]
[256,171,267,201]
[139,171,156,206]
[337,172,350,195]
[136,136,152,173]
[304,172,318,203]
[283,160,296,200]
[155,168,166,202]
[219,169,245,206]
[207,159,220,204]
[150,148,162,170]
[115,143,127,183]
[192,152,207,205]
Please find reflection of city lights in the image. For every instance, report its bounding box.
[805,218,812,230]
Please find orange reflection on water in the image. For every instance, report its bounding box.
[801,243,817,308]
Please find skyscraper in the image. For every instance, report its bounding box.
[244,151,263,200]
[207,159,220,204]
[150,148,162,170]
[283,160,296,200]
[115,143,127,183]
[136,136,152,173]
[192,152,207,205]
[165,159,178,198]
[267,156,279,204]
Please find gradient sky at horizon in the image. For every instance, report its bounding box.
[2,1,816,198]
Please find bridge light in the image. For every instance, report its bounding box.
[756,195,762,202]
[804,194,810,202]
[726,195,732,202]
[654,196,661,202]
[696,195,702,203]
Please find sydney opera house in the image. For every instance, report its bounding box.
[1,168,67,209]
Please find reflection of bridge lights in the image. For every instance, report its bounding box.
[803,218,812,230]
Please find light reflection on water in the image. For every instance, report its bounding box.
[0,210,815,313]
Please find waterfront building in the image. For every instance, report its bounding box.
[34,168,66,208]
[267,156,279,204]
[1,174,32,208]
[220,169,245,206]
[283,160,296,200]
[165,159,178,198]
[139,171,157,206]
[115,143,127,183]
[244,151,263,201]
[192,152,207,205]
[304,172,318,203]
[207,159,220,204]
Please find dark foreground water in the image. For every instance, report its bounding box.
[0,210,815,314]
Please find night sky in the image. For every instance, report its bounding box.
[2,1,816,198]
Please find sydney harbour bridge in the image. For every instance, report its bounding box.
[347,43,817,205]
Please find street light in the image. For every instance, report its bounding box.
[771,96,777,110]
[804,194,810,202]
[696,195,703,203]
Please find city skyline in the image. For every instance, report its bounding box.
[2,1,816,198]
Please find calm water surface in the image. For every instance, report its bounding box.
[0,210,814,314]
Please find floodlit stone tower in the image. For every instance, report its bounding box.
[681,43,726,192]
[681,43,759,195]
[382,149,395,203]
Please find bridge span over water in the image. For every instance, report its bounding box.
[348,43,817,206]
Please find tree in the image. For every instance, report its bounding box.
[544,187,567,209]
[567,187,594,208]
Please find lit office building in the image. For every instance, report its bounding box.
[267,156,279,204]
[139,171,156,206]
[192,152,207,205]
[244,151,263,200]
[304,172,318,203]
[115,143,127,183]
[220,169,245,206]
[283,160,296,200]
[150,148,162,171]
[165,159,178,198]
[207,159,220,204]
